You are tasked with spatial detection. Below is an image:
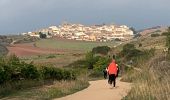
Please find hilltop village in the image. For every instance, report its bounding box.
[22,23,134,42]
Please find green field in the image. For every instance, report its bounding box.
[21,53,84,67]
[36,38,118,52]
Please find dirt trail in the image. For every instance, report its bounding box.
[54,78,131,100]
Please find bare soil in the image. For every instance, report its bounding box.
[7,43,69,57]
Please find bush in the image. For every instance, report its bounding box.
[46,55,56,59]
[122,43,135,52]
[64,60,87,69]
[138,43,142,47]
[119,43,155,67]
[21,64,40,80]
[92,46,111,55]
[0,55,22,82]
[0,55,77,85]
[93,57,111,71]
[0,44,8,56]
[151,33,160,37]
[120,43,143,59]
[41,66,76,81]
[161,32,170,36]
[88,70,103,78]
[85,52,100,69]
[0,64,12,84]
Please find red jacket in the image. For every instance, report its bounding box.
[108,60,118,75]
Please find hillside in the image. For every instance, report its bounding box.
[119,29,170,99]
[139,26,168,36]
[0,35,39,56]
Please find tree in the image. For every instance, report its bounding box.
[85,52,99,69]
[92,46,111,55]
[39,32,47,39]
[130,27,137,34]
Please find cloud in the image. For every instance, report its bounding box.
[0,0,170,34]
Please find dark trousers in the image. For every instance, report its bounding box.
[108,74,116,87]
[103,71,107,79]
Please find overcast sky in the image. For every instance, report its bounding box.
[0,0,170,34]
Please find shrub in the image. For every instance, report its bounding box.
[120,43,143,59]
[0,65,13,83]
[85,52,100,69]
[0,44,8,56]
[151,33,160,37]
[64,60,87,69]
[93,57,111,71]
[41,67,61,80]
[92,46,111,55]
[46,55,56,59]
[139,43,142,47]
[122,43,135,52]
[0,55,22,82]
[0,55,77,85]
[41,66,76,81]
[161,32,170,36]
[21,63,40,80]
[88,71,103,78]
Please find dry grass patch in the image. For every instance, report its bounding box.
[122,55,170,100]
[2,79,89,100]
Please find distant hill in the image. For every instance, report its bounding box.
[0,35,40,56]
[138,26,168,36]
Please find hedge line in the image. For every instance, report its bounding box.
[0,55,76,84]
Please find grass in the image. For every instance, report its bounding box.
[35,38,118,52]
[119,34,170,100]
[20,53,84,67]
[4,35,168,100]
[0,80,45,99]
[122,54,170,100]
[1,79,89,100]
[131,36,166,50]
[0,55,90,100]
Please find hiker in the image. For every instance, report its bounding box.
[116,64,119,77]
[107,55,118,87]
[129,59,133,65]
[103,67,108,79]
